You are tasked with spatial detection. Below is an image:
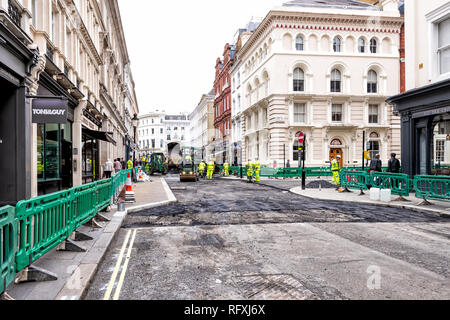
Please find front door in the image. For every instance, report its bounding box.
[330,149,343,167]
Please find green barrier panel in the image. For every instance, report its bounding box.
[15,190,74,271]
[369,172,410,197]
[96,179,113,212]
[414,175,450,202]
[72,182,98,229]
[0,206,17,294]
[340,170,369,191]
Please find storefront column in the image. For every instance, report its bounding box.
[73,101,85,187]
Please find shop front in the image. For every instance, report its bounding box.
[35,73,77,196]
[387,78,450,176]
[0,18,37,205]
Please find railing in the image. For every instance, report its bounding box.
[340,170,370,191]
[0,169,130,295]
[414,175,450,202]
[369,172,410,197]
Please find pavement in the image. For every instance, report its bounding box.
[290,187,450,219]
[5,175,176,300]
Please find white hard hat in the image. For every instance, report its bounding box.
[337,155,341,158]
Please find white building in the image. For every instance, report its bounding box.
[234,0,403,168]
[138,111,166,157]
[189,91,215,158]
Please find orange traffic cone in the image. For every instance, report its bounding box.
[125,171,135,203]
[126,172,133,192]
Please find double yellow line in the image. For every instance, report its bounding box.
[104,229,137,300]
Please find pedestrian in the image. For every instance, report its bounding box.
[114,158,122,173]
[370,154,382,173]
[286,160,291,168]
[103,159,113,179]
[387,153,401,173]
[127,156,133,170]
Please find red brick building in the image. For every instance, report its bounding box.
[213,43,235,164]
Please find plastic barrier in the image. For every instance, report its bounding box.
[369,172,411,197]
[0,206,17,294]
[414,175,450,202]
[340,170,370,191]
[0,169,129,294]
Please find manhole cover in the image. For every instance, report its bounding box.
[232,274,319,300]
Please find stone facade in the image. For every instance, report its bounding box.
[233,1,403,168]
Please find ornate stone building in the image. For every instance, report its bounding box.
[234,0,403,168]
[0,0,138,204]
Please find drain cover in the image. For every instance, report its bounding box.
[232,274,319,300]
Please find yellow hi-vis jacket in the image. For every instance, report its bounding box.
[207,161,214,170]
[127,160,133,169]
[331,159,340,172]
[246,162,254,176]
[254,161,261,173]
[198,162,206,171]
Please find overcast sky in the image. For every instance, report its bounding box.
[118,0,285,116]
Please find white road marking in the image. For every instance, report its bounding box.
[103,230,131,300]
[113,229,137,300]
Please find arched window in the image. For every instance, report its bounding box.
[358,38,365,53]
[293,68,305,92]
[367,70,378,93]
[370,38,377,53]
[331,69,342,92]
[296,35,304,51]
[333,37,342,52]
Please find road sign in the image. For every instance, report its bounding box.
[297,132,305,144]
[364,151,371,160]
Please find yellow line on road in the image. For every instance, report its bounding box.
[113,229,137,300]
[103,230,131,300]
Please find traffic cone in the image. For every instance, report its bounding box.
[125,171,135,203]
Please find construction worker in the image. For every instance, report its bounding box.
[198,161,206,179]
[254,158,261,183]
[207,159,215,180]
[331,155,341,186]
[223,161,229,177]
[127,156,133,170]
[246,159,254,183]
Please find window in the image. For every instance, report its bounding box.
[51,9,57,43]
[370,38,377,53]
[152,139,155,149]
[160,128,163,134]
[293,68,305,92]
[333,37,342,52]
[32,0,38,27]
[369,141,380,160]
[358,38,365,53]
[296,35,304,51]
[332,104,343,122]
[167,135,171,140]
[331,69,342,93]
[438,18,450,74]
[367,70,378,93]
[160,140,164,148]
[152,129,155,135]
[294,103,306,123]
[369,104,379,124]
[152,118,154,124]
[436,140,445,162]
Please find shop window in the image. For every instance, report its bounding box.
[37,124,61,181]
[82,134,98,184]
[436,140,445,163]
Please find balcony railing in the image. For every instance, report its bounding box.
[8,0,22,27]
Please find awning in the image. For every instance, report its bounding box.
[82,128,117,146]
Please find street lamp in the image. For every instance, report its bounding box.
[132,113,139,181]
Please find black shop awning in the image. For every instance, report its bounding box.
[82,128,117,146]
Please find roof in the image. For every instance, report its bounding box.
[282,0,381,11]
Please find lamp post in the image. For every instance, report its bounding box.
[132,113,139,182]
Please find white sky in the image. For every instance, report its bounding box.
[118,0,285,116]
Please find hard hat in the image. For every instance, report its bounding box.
[337,155,341,159]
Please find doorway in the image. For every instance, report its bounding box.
[330,148,343,167]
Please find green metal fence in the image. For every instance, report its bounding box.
[0,169,130,295]
[414,175,450,202]
[340,170,370,191]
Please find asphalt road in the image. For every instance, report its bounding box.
[84,175,450,300]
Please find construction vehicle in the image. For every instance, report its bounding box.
[148,153,168,176]
[180,156,198,182]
